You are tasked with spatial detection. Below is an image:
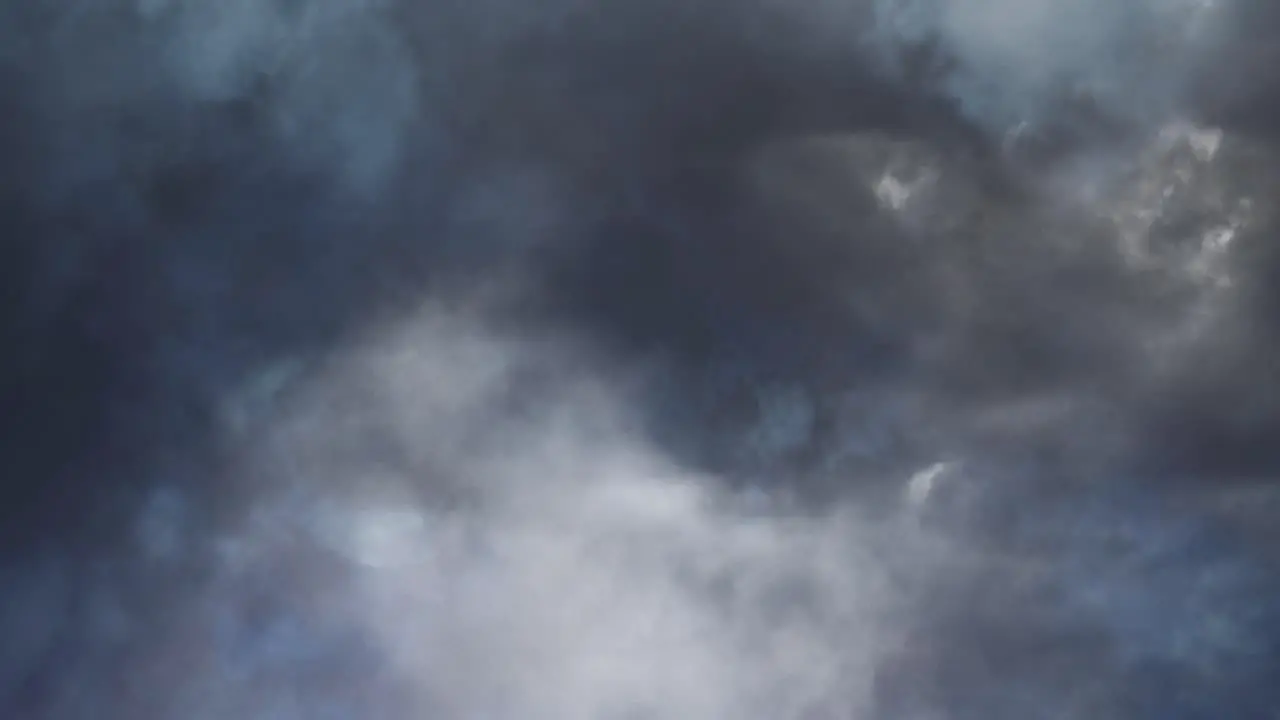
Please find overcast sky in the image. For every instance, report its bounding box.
[0,0,1277,717]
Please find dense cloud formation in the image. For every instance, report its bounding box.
[1,0,1279,718]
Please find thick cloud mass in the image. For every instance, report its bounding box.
[2,0,1279,718]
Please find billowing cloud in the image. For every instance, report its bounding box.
[1,1,1278,718]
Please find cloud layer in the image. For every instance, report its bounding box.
[1,0,1279,718]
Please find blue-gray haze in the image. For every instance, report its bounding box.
[1,0,1279,717]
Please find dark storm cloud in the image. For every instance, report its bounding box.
[1,0,1278,718]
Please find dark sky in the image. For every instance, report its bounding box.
[1,1,1278,718]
